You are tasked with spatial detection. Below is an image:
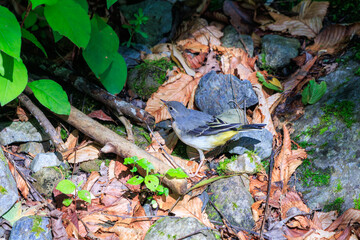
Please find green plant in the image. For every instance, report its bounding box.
[0,0,127,111]
[124,156,187,196]
[217,155,237,175]
[302,79,327,105]
[256,72,283,92]
[354,194,360,209]
[122,8,149,47]
[324,197,344,212]
[56,179,91,206]
[299,159,331,187]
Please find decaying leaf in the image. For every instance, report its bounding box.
[264,0,329,38]
[171,44,196,76]
[65,143,101,164]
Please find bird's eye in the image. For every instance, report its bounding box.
[169,106,174,111]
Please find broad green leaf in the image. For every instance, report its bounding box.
[99,53,127,94]
[27,79,71,115]
[0,53,28,106]
[256,72,283,92]
[56,179,76,194]
[74,0,88,12]
[30,0,58,9]
[2,202,22,226]
[78,190,91,203]
[130,166,137,172]
[52,31,63,43]
[127,175,144,185]
[302,79,327,105]
[44,0,90,48]
[21,29,48,57]
[166,168,188,179]
[0,53,4,76]
[124,156,138,165]
[107,0,118,9]
[144,175,159,192]
[0,6,21,59]
[62,198,73,206]
[22,11,38,29]
[83,15,119,77]
[136,158,155,172]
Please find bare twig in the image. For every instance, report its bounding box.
[18,91,66,152]
[113,112,135,143]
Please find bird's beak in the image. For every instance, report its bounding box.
[160,99,167,106]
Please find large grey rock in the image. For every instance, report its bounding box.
[260,35,300,69]
[206,176,254,229]
[144,217,218,240]
[221,25,254,56]
[225,152,262,174]
[30,152,62,173]
[195,71,259,116]
[0,119,50,145]
[9,216,52,240]
[291,50,360,211]
[227,128,273,159]
[0,148,19,216]
[120,0,173,47]
[32,167,63,197]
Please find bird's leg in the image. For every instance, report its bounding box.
[190,149,206,177]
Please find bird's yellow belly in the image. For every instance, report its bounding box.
[172,122,238,151]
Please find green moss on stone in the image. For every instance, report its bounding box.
[324,197,344,212]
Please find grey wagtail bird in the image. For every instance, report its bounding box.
[161,100,266,176]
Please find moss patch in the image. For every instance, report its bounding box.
[324,197,344,212]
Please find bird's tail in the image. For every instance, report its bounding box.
[238,124,266,131]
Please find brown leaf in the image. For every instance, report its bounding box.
[272,125,306,191]
[280,191,310,220]
[171,45,196,76]
[197,50,221,75]
[7,159,29,199]
[223,0,255,34]
[264,1,329,38]
[177,39,210,53]
[16,106,28,122]
[146,131,178,155]
[65,143,101,164]
[87,110,115,122]
[326,208,360,232]
[145,70,201,123]
[184,52,208,69]
[307,23,360,55]
[313,211,337,230]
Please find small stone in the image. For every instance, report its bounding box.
[80,159,102,173]
[225,153,261,174]
[18,142,45,156]
[195,71,259,116]
[0,148,19,216]
[32,167,63,197]
[260,35,300,69]
[144,217,218,240]
[9,216,52,240]
[206,176,254,229]
[0,119,50,145]
[30,152,62,173]
[221,25,254,56]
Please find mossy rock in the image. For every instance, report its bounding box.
[127,58,174,99]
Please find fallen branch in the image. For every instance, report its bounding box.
[57,106,187,195]
[18,91,66,152]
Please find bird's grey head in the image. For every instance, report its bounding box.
[161,100,188,120]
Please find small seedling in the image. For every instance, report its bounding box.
[122,8,149,47]
[56,179,91,207]
[302,79,327,105]
[124,156,187,196]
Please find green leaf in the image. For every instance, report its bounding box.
[56,179,76,194]
[98,53,127,94]
[0,53,4,76]
[256,72,283,92]
[136,158,154,172]
[302,79,327,105]
[188,175,236,193]
[137,30,148,39]
[124,156,138,165]
[22,11,38,29]
[2,202,22,226]
[83,15,119,77]
[107,0,118,9]
[52,31,63,43]
[27,79,71,115]
[0,6,21,59]
[74,0,88,12]
[44,0,90,48]
[0,52,28,106]
[127,175,144,185]
[21,29,48,57]
[144,175,159,192]
[78,190,91,203]
[130,166,137,172]
[30,0,58,9]
[166,168,188,179]
[62,198,73,206]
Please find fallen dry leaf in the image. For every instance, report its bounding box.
[264,1,329,38]
[65,143,101,164]
[145,70,202,123]
[326,208,360,232]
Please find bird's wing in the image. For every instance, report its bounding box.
[187,117,241,136]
